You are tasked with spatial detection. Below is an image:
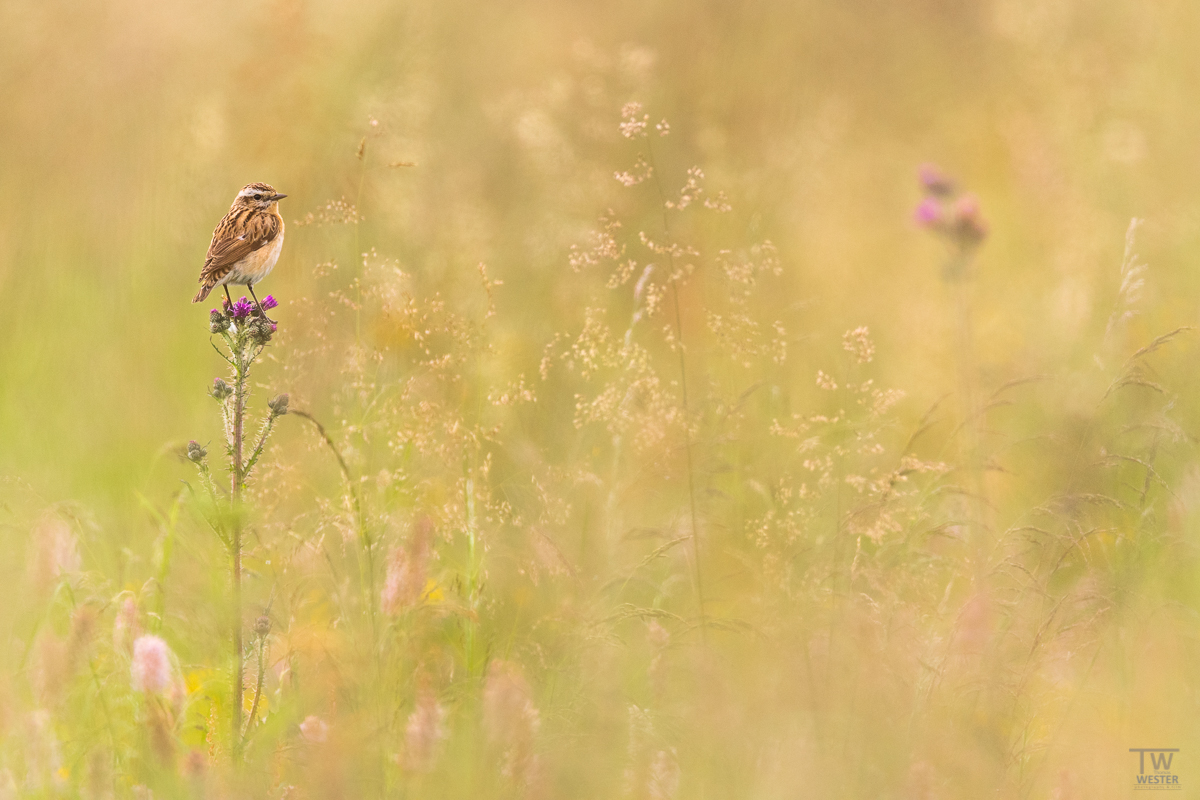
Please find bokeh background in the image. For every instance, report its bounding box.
[3,0,1200,797]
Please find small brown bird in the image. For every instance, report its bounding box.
[192,182,287,321]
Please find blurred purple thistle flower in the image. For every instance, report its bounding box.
[918,163,955,196]
[261,295,279,311]
[913,197,945,229]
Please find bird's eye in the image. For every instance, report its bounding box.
[254,193,264,200]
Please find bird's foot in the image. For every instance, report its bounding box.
[250,307,278,325]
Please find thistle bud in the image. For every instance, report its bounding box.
[210,378,233,401]
[248,317,275,345]
[918,163,956,197]
[951,193,988,244]
[209,309,229,334]
[186,441,207,462]
[268,394,290,416]
[254,615,271,637]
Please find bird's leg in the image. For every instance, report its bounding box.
[223,285,235,314]
[247,283,277,325]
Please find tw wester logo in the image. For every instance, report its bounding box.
[1130,748,1181,791]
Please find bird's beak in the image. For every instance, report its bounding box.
[270,193,287,201]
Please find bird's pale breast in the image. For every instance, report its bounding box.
[226,227,285,286]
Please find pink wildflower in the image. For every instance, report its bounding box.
[955,591,992,653]
[483,660,540,784]
[131,635,173,694]
[382,517,431,615]
[404,691,449,772]
[381,549,421,614]
[648,749,681,800]
[300,715,329,743]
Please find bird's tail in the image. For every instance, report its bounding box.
[192,281,215,303]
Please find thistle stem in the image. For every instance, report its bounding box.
[949,274,987,580]
[198,311,281,764]
[231,336,246,762]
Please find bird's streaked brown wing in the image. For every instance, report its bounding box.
[192,208,282,302]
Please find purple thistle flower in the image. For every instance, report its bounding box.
[918,163,955,196]
[913,197,945,229]
[231,298,254,320]
[261,295,279,311]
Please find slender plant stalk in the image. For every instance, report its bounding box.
[644,136,707,634]
[670,285,706,625]
[463,452,480,670]
[230,338,247,761]
[63,585,120,777]
[243,634,267,742]
[354,135,369,346]
[290,409,375,638]
[244,414,280,475]
[949,273,987,581]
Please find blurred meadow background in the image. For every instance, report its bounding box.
[4,0,1200,797]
